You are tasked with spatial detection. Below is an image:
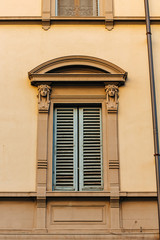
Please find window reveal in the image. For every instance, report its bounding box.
[53,107,103,191]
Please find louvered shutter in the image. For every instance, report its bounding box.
[58,0,98,16]
[53,108,78,191]
[79,107,103,191]
[58,0,75,16]
[79,0,98,16]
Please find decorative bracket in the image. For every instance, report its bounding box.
[42,20,51,31]
[105,85,119,113]
[105,0,114,31]
[105,19,114,31]
[42,0,51,30]
[37,85,51,113]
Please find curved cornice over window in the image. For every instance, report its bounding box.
[28,55,127,86]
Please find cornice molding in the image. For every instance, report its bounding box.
[0,191,156,198]
[0,16,160,22]
[29,56,127,75]
[29,73,126,86]
[28,56,127,86]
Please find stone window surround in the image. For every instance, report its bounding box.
[29,55,127,229]
[42,0,114,30]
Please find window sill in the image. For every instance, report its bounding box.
[51,16,105,20]
[46,191,157,198]
[46,191,110,197]
[0,191,157,198]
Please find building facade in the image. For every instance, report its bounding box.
[0,0,160,239]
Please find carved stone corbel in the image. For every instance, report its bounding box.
[105,85,119,113]
[42,20,51,31]
[105,0,114,31]
[42,0,51,30]
[105,19,114,31]
[38,85,51,113]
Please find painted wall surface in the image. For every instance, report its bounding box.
[152,25,160,170]
[0,23,157,191]
[149,0,160,16]
[0,0,160,17]
[0,0,41,16]
[114,0,160,17]
[114,0,145,17]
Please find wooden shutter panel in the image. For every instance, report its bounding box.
[58,0,98,16]
[79,0,98,16]
[79,107,103,191]
[53,108,78,191]
[58,0,75,16]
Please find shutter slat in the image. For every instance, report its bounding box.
[53,108,77,191]
[79,107,103,191]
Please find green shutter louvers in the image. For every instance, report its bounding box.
[53,106,103,191]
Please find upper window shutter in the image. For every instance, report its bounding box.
[58,0,75,16]
[53,108,78,191]
[79,0,98,16]
[79,107,103,191]
[58,0,98,16]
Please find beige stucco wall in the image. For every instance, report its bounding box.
[114,0,160,17]
[0,200,36,229]
[114,0,145,17]
[149,0,160,16]
[0,0,160,17]
[0,0,41,16]
[0,23,158,192]
[152,25,160,175]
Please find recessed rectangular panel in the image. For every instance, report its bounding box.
[0,200,35,229]
[122,201,158,229]
[51,205,104,223]
[47,201,109,230]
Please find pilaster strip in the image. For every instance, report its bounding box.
[105,84,120,229]
[36,84,52,229]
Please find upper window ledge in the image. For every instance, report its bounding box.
[51,16,105,20]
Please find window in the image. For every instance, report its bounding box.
[29,56,127,195]
[53,105,103,191]
[57,0,98,17]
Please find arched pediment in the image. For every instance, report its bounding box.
[28,55,127,86]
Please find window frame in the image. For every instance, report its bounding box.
[48,0,111,18]
[55,0,99,17]
[29,55,127,197]
[47,99,107,193]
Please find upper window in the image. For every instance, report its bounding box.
[53,105,103,191]
[57,0,98,17]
